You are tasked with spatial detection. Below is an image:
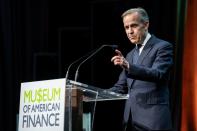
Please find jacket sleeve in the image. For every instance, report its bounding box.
[127,42,173,82]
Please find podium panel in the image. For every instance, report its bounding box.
[18,79,66,131]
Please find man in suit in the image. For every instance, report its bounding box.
[110,7,173,131]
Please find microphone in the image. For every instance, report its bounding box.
[74,44,118,82]
[65,47,98,85]
[65,45,117,85]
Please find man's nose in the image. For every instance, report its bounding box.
[128,27,133,34]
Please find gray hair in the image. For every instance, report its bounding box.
[121,7,149,22]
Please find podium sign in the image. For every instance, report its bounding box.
[18,79,66,131]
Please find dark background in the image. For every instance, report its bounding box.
[1,0,182,131]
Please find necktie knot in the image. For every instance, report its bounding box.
[135,44,142,54]
[136,44,142,50]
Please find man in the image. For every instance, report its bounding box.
[110,7,173,131]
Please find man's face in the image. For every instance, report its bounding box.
[123,12,149,44]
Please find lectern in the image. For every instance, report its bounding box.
[18,78,128,131]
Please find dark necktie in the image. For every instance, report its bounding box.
[133,44,142,64]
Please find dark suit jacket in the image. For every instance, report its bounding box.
[111,35,173,130]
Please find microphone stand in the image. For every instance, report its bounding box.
[74,45,117,82]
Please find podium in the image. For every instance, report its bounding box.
[18,78,128,131]
[65,80,128,131]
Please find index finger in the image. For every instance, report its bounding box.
[115,49,123,57]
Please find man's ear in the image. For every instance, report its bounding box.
[144,21,149,30]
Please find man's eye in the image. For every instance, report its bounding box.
[132,24,138,28]
[125,26,129,29]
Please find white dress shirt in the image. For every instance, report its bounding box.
[137,33,151,55]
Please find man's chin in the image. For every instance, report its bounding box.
[130,40,138,44]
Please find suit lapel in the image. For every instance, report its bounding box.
[137,36,155,65]
[128,35,156,88]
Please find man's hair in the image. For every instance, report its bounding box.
[121,7,149,22]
